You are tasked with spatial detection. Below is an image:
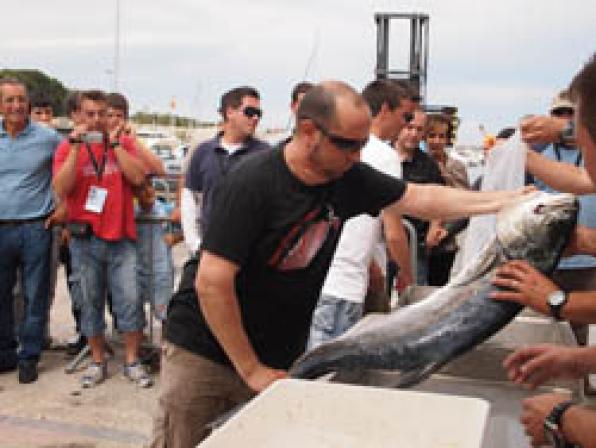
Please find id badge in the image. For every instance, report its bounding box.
[84,186,108,214]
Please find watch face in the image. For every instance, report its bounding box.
[548,290,566,307]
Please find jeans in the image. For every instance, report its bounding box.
[69,236,143,337]
[136,221,174,321]
[306,294,363,351]
[0,221,51,362]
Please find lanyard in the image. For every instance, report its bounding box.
[85,142,108,181]
[554,144,582,167]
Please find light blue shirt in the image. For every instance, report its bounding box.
[0,120,62,219]
[534,143,596,269]
[135,200,175,321]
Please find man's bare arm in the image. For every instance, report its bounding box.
[388,183,525,221]
[136,140,166,176]
[526,149,596,194]
[112,145,146,187]
[196,251,287,391]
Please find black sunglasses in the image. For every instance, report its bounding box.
[243,106,263,119]
[551,107,574,118]
[312,121,368,152]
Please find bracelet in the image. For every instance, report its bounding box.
[110,141,120,149]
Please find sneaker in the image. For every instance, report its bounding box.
[80,361,107,388]
[123,361,153,388]
[18,359,38,384]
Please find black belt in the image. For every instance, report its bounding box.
[0,215,48,226]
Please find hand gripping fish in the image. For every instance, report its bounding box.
[289,192,578,387]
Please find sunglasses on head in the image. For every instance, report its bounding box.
[312,120,368,152]
[243,106,263,119]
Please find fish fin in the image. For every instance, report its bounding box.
[450,239,501,287]
[396,362,442,388]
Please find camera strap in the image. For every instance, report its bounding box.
[85,142,108,181]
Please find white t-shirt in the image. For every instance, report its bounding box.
[321,134,402,303]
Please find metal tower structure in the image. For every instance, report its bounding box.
[375,12,429,101]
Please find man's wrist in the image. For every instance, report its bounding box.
[559,403,579,445]
[558,120,575,146]
[236,357,261,381]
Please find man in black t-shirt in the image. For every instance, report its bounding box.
[150,81,528,447]
[394,109,446,285]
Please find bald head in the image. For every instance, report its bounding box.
[297,81,370,130]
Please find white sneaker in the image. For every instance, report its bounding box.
[80,361,107,388]
[123,361,153,388]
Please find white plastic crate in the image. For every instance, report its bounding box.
[200,378,489,448]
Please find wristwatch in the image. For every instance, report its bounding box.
[544,400,575,448]
[558,119,575,147]
[547,289,568,321]
[109,141,120,149]
[68,136,82,145]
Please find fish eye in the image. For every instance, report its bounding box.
[533,204,546,214]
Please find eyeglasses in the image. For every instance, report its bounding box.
[243,106,263,119]
[312,120,368,152]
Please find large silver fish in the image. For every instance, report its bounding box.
[289,192,578,386]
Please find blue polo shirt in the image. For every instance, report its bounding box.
[185,133,270,235]
[533,143,596,269]
[0,120,62,220]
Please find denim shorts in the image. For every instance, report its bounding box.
[306,294,363,351]
[69,236,143,336]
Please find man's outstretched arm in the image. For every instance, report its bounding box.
[388,183,531,222]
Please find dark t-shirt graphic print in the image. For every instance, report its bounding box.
[268,203,341,271]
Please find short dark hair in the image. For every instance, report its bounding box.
[30,93,53,109]
[80,89,108,104]
[64,90,81,117]
[219,86,260,120]
[361,79,408,117]
[570,53,596,143]
[391,79,421,103]
[107,92,129,118]
[426,114,451,132]
[291,81,314,105]
[0,77,27,100]
[297,81,366,130]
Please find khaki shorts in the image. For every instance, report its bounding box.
[149,342,254,448]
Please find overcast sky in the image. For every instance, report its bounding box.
[2,0,594,143]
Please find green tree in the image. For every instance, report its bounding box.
[0,69,68,116]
